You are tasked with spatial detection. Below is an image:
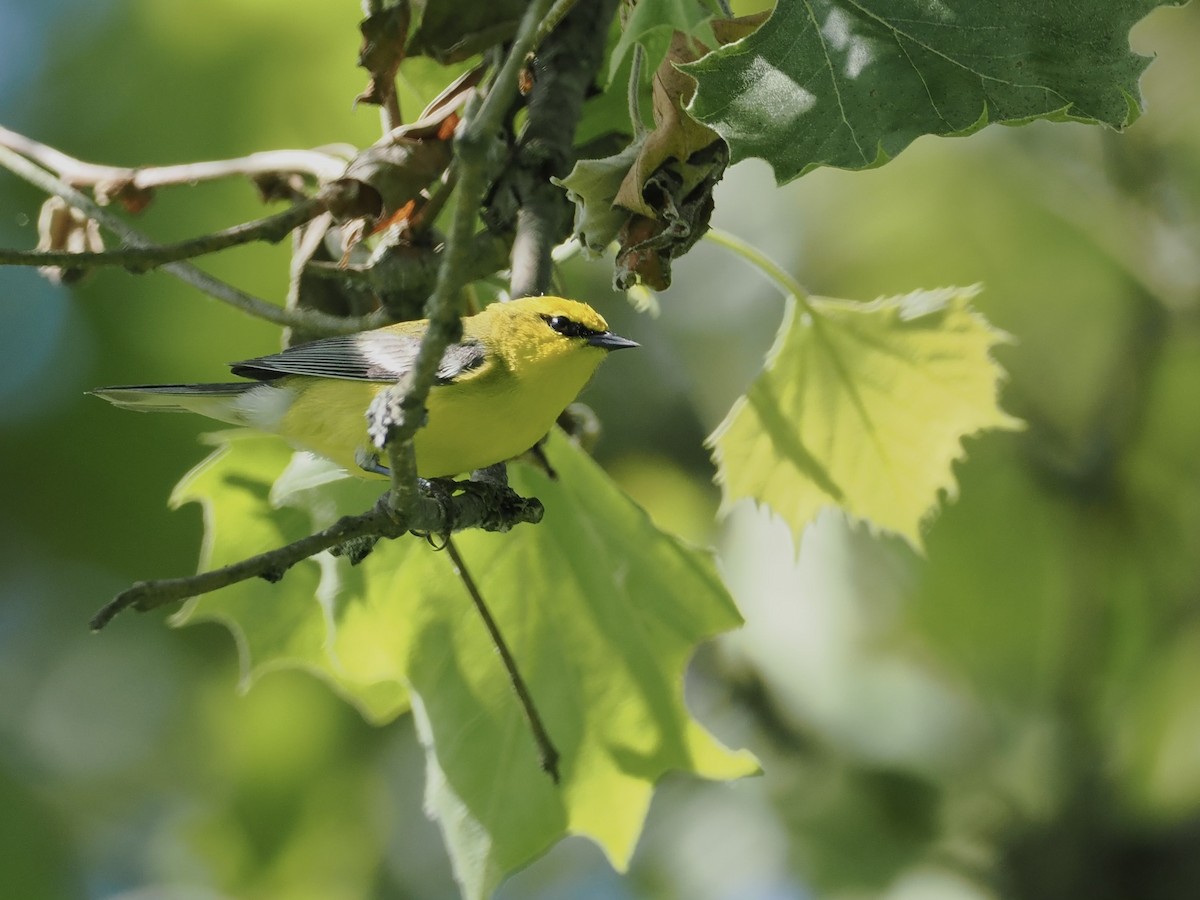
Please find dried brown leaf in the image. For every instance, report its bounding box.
[356,4,411,107]
[35,196,104,285]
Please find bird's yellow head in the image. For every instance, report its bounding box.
[480,296,638,370]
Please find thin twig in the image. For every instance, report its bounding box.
[92,509,389,631]
[382,90,403,134]
[0,197,324,271]
[108,150,350,189]
[508,0,619,297]
[444,536,560,782]
[0,124,348,187]
[90,477,544,630]
[0,144,384,335]
[358,0,403,133]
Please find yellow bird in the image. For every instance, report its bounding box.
[92,296,637,478]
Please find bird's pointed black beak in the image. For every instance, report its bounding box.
[588,331,639,351]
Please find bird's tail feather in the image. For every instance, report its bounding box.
[90,383,255,423]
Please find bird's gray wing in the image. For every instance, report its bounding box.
[230,331,487,384]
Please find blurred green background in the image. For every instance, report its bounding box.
[3,1,1200,898]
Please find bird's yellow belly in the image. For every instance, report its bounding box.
[415,379,561,477]
[275,358,593,478]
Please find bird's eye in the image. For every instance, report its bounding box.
[542,314,599,339]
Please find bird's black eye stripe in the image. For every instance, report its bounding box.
[541,314,603,339]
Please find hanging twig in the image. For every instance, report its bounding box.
[444,536,561,782]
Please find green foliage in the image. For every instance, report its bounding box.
[172,431,755,899]
[171,435,411,720]
[6,0,1199,898]
[553,143,642,255]
[607,0,719,83]
[684,0,1183,182]
[711,287,1022,549]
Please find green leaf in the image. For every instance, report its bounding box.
[683,0,1181,183]
[552,141,641,255]
[608,0,718,83]
[710,287,1022,550]
[172,431,755,898]
[170,434,411,722]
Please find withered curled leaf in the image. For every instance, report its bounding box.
[614,141,727,291]
[36,196,104,285]
[613,30,721,218]
[321,67,483,254]
[356,4,411,108]
[554,16,765,291]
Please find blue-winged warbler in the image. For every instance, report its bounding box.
[92,296,637,478]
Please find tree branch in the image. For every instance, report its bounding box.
[90,475,544,630]
[498,0,620,297]
[371,0,557,512]
[81,1,580,634]
[0,143,385,336]
[0,196,324,271]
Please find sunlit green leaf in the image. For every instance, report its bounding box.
[170,435,411,722]
[710,287,1022,550]
[172,431,755,898]
[683,0,1181,183]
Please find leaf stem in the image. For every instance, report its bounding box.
[444,536,561,782]
[704,226,810,305]
[628,43,647,139]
